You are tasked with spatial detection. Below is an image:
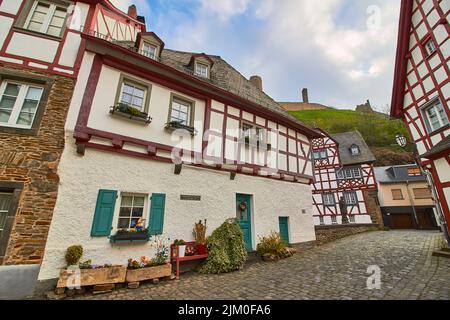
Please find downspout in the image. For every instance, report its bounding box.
[405,181,419,229]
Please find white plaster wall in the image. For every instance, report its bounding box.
[38,136,316,280]
[6,33,58,63]
[0,16,13,49]
[0,0,22,14]
[58,32,81,67]
[434,157,450,183]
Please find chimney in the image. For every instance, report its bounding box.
[250,75,263,91]
[302,88,309,103]
[128,5,137,20]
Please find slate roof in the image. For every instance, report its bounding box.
[374,165,427,183]
[422,135,450,159]
[331,131,376,165]
[160,49,314,131]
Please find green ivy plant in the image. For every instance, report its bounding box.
[200,219,247,274]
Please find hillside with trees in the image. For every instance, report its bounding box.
[289,109,415,166]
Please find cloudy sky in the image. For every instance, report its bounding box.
[110,0,401,111]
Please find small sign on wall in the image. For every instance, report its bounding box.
[180,195,201,201]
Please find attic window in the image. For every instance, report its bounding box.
[407,168,421,177]
[195,62,209,78]
[142,41,158,60]
[350,145,360,155]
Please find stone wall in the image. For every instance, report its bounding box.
[364,189,384,227]
[0,65,75,265]
[315,224,379,245]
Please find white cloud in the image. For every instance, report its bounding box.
[200,0,252,21]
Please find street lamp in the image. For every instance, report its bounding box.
[394,134,450,244]
[395,133,408,148]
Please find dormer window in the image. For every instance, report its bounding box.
[350,145,360,155]
[195,62,209,78]
[142,42,158,60]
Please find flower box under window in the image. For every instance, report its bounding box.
[165,121,198,135]
[110,229,150,243]
[110,104,152,124]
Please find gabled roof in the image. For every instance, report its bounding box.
[331,131,375,165]
[374,165,427,183]
[160,49,316,133]
[390,0,414,118]
[188,53,215,67]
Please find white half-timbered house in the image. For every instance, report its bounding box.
[391,0,450,240]
[311,130,378,226]
[35,1,321,283]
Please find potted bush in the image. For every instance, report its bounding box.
[193,219,207,255]
[256,232,296,262]
[165,120,198,135]
[110,103,152,124]
[56,245,126,290]
[125,237,172,283]
[173,239,187,257]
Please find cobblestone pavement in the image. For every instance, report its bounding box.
[72,231,450,300]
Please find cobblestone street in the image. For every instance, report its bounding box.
[72,231,450,300]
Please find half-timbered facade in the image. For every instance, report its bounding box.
[391,0,450,239]
[33,1,320,284]
[311,130,378,226]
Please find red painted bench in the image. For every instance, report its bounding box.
[170,242,208,279]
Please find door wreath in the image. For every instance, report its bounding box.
[239,202,247,211]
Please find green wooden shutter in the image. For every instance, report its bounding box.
[91,189,117,237]
[148,193,166,235]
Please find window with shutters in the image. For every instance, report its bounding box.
[23,1,68,38]
[413,188,432,199]
[117,194,147,230]
[392,189,404,200]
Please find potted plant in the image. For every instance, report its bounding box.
[125,237,172,283]
[111,227,150,242]
[165,120,198,135]
[173,239,187,257]
[56,245,126,290]
[193,219,207,255]
[110,102,152,124]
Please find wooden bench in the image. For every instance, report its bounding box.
[170,242,208,279]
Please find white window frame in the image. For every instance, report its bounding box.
[425,39,436,56]
[241,123,266,146]
[0,192,13,232]
[0,80,44,129]
[337,167,362,180]
[194,62,209,78]
[113,193,148,233]
[170,98,192,126]
[331,215,338,225]
[119,81,148,112]
[322,193,335,206]
[142,41,158,60]
[24,1,68,37]
[422,98,449,133]
[344,192,358,205]
[313,149,328,160]
[350,145,360,155]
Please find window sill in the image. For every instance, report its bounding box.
[109,107,152,125]
[12,27,63,42]
[110,233,150,244]
[427,124,450,136]
[165,123,198,136]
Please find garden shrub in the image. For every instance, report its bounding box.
[200,219,247,274]
[256,232,287,257]
[65,245,83,266]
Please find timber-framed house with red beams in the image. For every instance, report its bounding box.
[24,0,324,286]
[391,0,450,240]
[311,130,380,226]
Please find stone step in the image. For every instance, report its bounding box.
[432,250,450,259]
[441,247,450,253]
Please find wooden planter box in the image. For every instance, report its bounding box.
[57,266,127,289]
[126,263,172,283]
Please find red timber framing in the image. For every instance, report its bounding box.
[311,130,376,218]
[73,37,318,184]
[390,0,450,233]
[0,0,144,78]
[391,0,450,154]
